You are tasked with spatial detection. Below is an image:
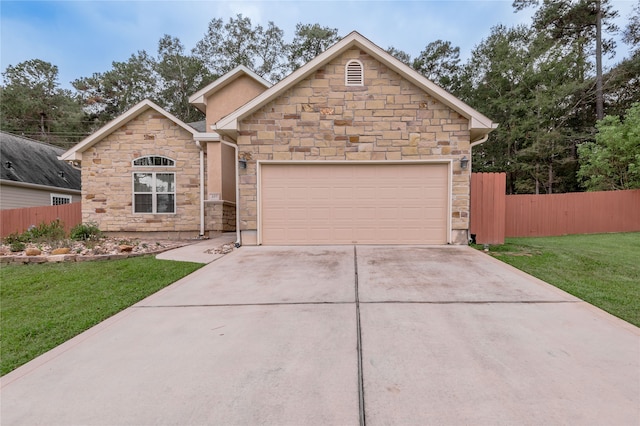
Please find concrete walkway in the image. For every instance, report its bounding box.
[155,232,237,263]
[2,246,638,425]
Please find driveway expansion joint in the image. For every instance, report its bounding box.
[133,301,355,308]
[360,300,581,305]
[354,246,366,426]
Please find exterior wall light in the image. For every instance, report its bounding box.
[460,156,469,170]
[238,159,247,169]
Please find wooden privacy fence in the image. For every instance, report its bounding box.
[505,190,640,237]
[0,203,82,238]
[470,173,640,244]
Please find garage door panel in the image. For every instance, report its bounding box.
[261,163,449,245]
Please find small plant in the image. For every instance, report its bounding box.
[9,241,26,252]
[3,232,26,246]
[25,219,66,244]
[50,238,72,249]
[70,222,102,241]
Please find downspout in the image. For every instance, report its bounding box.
[470,134,489,149]
[469,133,490,171]
[220,139,242,248]
[468,133,490,244]
[196,141,205,237]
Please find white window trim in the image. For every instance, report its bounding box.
[132,155,175,167]
[345,59,364,86]
[132,172,176,214]
[51,193,72,206]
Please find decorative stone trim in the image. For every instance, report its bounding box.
[0,247,178,264]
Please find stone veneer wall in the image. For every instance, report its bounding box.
[235,48,471,239]
[205,201,236,232]
[81,110,205,235]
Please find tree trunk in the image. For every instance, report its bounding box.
[596,0,604,120]
[40,112,46,136]
[548,163,553,194]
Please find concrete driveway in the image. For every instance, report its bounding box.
[2,246,638,425]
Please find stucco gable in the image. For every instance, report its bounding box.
[216,31,496,142]
[189,65,272,115]
[59,99,198,163]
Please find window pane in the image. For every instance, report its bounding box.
[134,173,153,192]
[52,196,70,206]
[134,194,153,213]
[156,194,175,213]
[156,173,175,193]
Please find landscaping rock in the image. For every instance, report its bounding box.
[118,245,134,253]
[25,248,42,256]
[47,254,77,263]
[51,247,71,255]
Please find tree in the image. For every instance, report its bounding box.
[0,59,86,145]
[623,0,640,51]
[513,0,619,120]
[193,15,287,81]
[73,51,157,126]
[462,24,585,194]
[288,23,340,72]
[577,103,640,190]
[605,2,640,117]
[386,47,412,66]
[412,40,462,94]
[254,22,288,81]
[155,35,212,122]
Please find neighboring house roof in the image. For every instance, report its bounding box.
[188,65,273,114]
[59,99,199,162]
[215,31,497,142]
[0,131,81,192]
[188,120,207,132]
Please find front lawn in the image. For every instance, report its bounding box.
[482,232,640,327]
[0,256,202,376]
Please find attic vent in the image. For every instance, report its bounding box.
[345,60,364,86]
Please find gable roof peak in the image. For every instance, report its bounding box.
[189,65,272,113]
[59,99,197,162]
[215,31,496,142]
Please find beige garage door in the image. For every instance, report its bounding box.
[260,163,449,245]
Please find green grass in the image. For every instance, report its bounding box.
[0,256,203,376]
[482,233,640,327]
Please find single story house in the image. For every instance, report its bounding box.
[1,131,81,210]
[59,31,497,245]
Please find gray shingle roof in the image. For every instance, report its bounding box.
[0,131,81,190]
[187,120,206,132]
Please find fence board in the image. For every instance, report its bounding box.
[504,190,640,237]
[0,203,82,238]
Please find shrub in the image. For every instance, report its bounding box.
[70,222,102,241]
[3,232,26,245]
[3,220,66,246]
[25,219,66,243]
[9,241,26,252]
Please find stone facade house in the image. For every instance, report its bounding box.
[60,32,496,245]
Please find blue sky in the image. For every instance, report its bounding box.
[1,0,636,90]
